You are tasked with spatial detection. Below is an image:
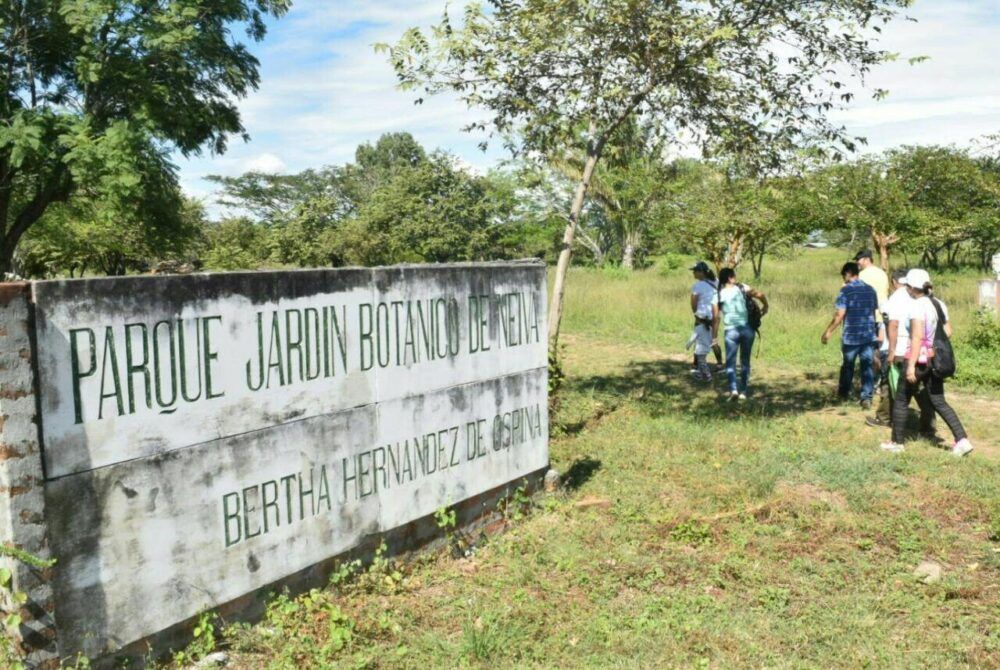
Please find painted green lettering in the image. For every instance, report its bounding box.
[152,320,178,410]
[359,303,374,371]
[202,316,224,399]
[246,312,266,392]
[261,480,280,533]
[98,327,125,420]
[69,328,96,425]
[223,492,242,547]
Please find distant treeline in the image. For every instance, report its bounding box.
[15,132,1000,279]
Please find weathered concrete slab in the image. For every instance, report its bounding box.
[46,368,547,659]
[33,263,546,479]
[17,262,549,662]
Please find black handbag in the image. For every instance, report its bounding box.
[929,298,956,379]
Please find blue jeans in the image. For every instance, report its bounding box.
[724,326,756,394]
[839,342,875,401]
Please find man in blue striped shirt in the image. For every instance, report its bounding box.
[821,262,879,408]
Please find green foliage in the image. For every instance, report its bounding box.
[548,347,565,398]
[0,547,56,669]
[498,483,534,523]
[0,0,290,274]
[968,309,1000,352]
[202,133,544,270]
[799,146,1000,270]
[989,510,1000,543]
[246,589,357,666]
[434,507,457,531]
[669,521,713,547]
[384,0,908,165]
[665,162,806,276]
[18,196,206,278]
[172,612,218,666]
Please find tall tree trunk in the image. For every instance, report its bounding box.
[751,246,765,280]
[621,242,635,271]
[874,235,892,272]
[0,241,14,278]
[549,133,602,354]
[0,167,72,278]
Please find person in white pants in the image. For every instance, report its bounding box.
[689,261,720,381]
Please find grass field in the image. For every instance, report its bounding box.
[170,249,999,669]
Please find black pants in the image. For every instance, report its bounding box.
[874,349,893,422]
[891,364,967,444]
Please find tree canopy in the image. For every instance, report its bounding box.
[0,0,290,275]
[383,0,914,352]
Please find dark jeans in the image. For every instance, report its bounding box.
[891,364,967,444]
[724,325,756,393]
[839,342,875,401]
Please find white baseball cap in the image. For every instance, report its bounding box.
[901,269,932,290]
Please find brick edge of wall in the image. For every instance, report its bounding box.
[0,283,58,669]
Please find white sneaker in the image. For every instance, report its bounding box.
[952,439,973,458]
[738,393,748,401]
[726,391,739,401]
[880,442,905,454]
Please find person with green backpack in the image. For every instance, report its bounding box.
[712,267,768,401]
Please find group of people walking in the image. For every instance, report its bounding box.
[688,250,974,458]
[688,261,768,400]
[822,251,973,456]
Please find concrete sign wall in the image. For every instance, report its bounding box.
[0,262,548,663]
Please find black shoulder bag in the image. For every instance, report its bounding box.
[738,284,764,357]
[929,298,956,379]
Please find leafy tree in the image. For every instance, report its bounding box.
[207,168,346,225]
[887,146,1000,268]
[18,193,205,277]
[668,162,791,277]
[802,158,913,270]
[383,0,912,353]
[204,133,534,270]
[333,152,521,266]
[0,0,289,276]
[548,123,674,270]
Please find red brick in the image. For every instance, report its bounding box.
[0,443,23,461]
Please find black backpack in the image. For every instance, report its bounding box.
[929,298,956,379]
[739,284,764,333]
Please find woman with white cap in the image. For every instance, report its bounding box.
[881,269,973,457]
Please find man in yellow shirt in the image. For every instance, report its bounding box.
[855,250,889,311]
[855,250,891,424]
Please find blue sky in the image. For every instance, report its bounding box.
[178,0,1000,214]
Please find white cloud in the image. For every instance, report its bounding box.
[242,153,287,174]
[179,0,1000,211]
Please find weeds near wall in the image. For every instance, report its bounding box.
[329,540,407,596]
[497,483,535,524]
[435,506,477,558]
[0,546,55,670]
[172,612,219,666]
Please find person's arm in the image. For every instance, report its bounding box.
[690,293,699,315]
[749,288,769,316]
[712,302,721,342]
[944,322,953,338]
[887,320,899,364]
[821,309,846,345]
[907,317,924,383]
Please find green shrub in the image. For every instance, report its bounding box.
[967,308,1000,351]
[654,252,692,277]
